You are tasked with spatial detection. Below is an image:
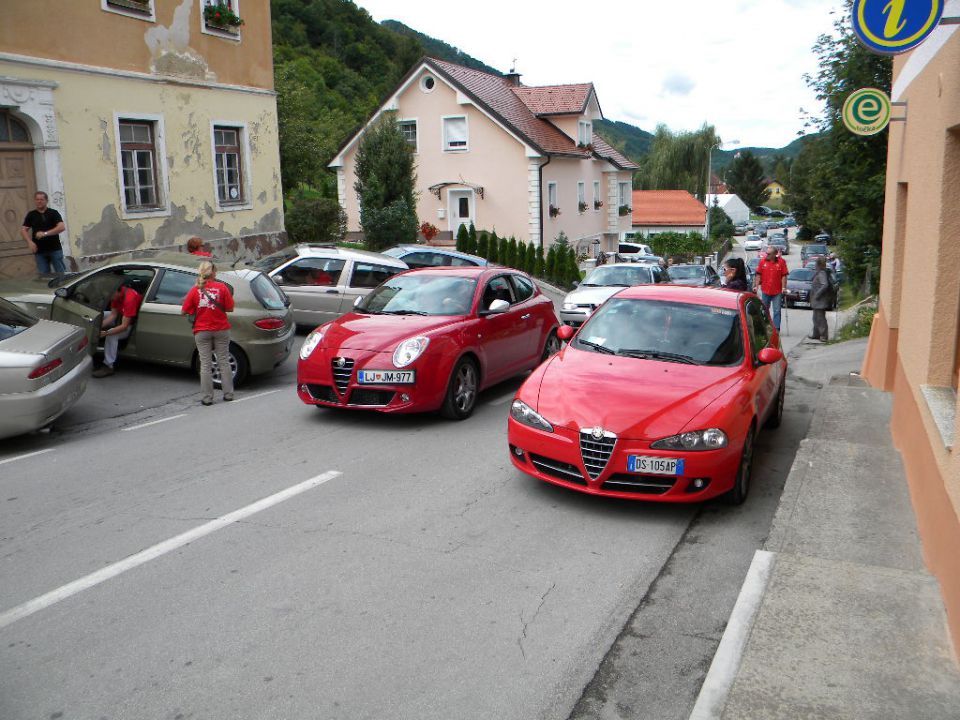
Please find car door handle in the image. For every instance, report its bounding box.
[521,313,531,320]
[324,289,339,294]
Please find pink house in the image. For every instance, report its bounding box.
[329,58,637,253]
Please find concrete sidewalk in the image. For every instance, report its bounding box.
[690,339,960,719]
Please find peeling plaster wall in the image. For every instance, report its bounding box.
[0,59,285,266]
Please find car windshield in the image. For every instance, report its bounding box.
[807,244,828,254]
[358,275,478,316]
[252,249,299,273]
[0,297,38,341]
[789,269,815,281]
[574,298,743,366]
[666,265,704,280]
[581,266,652,287]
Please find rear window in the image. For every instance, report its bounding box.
[250,273,287,310]
[0,298,38,341]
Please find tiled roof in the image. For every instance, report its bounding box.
[631,190,707,226]
[427,58,590,158]
[590,133,639,170]
[511,84,593,115]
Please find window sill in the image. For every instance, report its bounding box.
[920,385,956,451]
[121,205,171,221]
[215,201,253,213]
[444,147,468,153]
[202,22,242,40]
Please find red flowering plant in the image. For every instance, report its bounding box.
[419,221,439,242]
[203,2,244,28]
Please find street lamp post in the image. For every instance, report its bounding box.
[704,138,739,242]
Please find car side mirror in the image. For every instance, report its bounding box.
[482,298,510,315]
[353,295,363,307]
[557,324,575,342]
[54,287,69,299]
[757,347,783,364]
[571,280,579,288]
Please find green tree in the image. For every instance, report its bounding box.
[634,123,719,200]
[477,231,489,260]
[708,202,734,241]
[525,242,537,274]
[724,150,771,211]
[546,245,557,283]
[517,241,528,273]
[534,244,545,278]
[285,184,347,243]
[488,232,499,264]
[507,237,518,268]
[466,223,478,255]
[353,115,419,250]
[456,223,469,252]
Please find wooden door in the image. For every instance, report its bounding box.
[0,111,37,279]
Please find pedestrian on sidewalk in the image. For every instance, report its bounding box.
[181,261,235,405]
[93,280,143,377]
[186,236,212,257]
[754,245,789,331]
[808,256,834,342]
[20,191,67,274]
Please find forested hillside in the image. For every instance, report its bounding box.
[380,20,503,76]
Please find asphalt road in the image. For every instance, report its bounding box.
[0,269,818,720]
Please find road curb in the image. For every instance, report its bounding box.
[687,549,777,720]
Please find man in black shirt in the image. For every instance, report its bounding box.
[21,191,66,273]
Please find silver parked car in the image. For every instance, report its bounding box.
[0,297,92,440]
[382,245,488,268]
[252,244,409,327]
[561,263,667,327]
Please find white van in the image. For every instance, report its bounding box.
[618,241,654,258]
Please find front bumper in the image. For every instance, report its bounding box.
[507,417,741,502]
[297,348,447,414]
[0,354,92,439]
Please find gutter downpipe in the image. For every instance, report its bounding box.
[538,154,551,251]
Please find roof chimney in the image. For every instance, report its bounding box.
[505,58,521,86]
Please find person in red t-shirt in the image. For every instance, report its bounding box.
[93,282,143,377]
[181,261,235,405]
[187,236,212,257]
[754,246,789,331]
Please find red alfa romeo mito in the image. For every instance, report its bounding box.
[298,267,560,419]
[508,285,787,504]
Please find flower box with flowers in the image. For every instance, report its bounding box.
[204,2,244,33]
[594,200,604,210]
[618,205,632,217]
[549,205,561,218]
[578,201,588,214]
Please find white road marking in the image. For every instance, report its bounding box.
[688,549,777,720]
[0,449,54,466]
[0,470,342,631]
[231,388,283,404]
[488,392,517,406]
[121,414,187,432]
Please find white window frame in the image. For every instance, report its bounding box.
[113,112,171,220]
[209,120,253,213]
[397,118,419,154]
[442,115,469,153]
[547,182,558,215]
[578,120,592,146]
[577,182,586,212]
[619,182,630,208]
[200,0,242,42]
[593,181,601,211]
[101,0,156,22]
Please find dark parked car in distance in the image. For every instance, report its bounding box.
[801,243,829,263]
[768,235,790,255]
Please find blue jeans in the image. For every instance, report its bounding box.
[35,249,66,274]
[760,291,783,331]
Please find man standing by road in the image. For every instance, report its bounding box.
[754,245,789,331]
[20,191,66,273]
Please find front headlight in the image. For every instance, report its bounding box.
[299,327,325,360]
[393,336,430,368]
[562,302,577,311]
[510,399,554,433]
[650,428,727,451]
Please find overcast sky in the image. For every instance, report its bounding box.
[357,0,845,149]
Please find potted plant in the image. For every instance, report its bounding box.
[549,205,561,218]
[594,199,604,210]
[419,221,439,243]
[577,142,594,151]
[204,2,244,32]
[618,205,632,217]
[578,201,588,214]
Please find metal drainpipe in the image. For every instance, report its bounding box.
[538,155,551,251]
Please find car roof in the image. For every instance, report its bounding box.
[289,244,408,267]
[397,266,524,280]
[590,262,654,270]
[616,283,741,308]
[387,245,486,261]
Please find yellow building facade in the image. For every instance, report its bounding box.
[861,25,960,647]
[0,0,284,278]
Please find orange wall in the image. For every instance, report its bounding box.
[0,0,274,89]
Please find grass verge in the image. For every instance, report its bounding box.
[829,303,877,344]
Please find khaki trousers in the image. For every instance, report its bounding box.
[195,330,234,401]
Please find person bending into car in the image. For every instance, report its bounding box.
[93,281,143,378]
[181,261,235,405]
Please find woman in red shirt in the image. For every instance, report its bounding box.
[181,261,235,405]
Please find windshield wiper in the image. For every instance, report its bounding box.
[617,349,698,364]
[577,339,615,355]
[605,283,632,287]
[381,309,429,316]
[579,282,600,287]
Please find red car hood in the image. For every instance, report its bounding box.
[322,312,463,351]
[532,347,743,439]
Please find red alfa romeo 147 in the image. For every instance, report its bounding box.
[298,267,560,419]
[508,285,786,504]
